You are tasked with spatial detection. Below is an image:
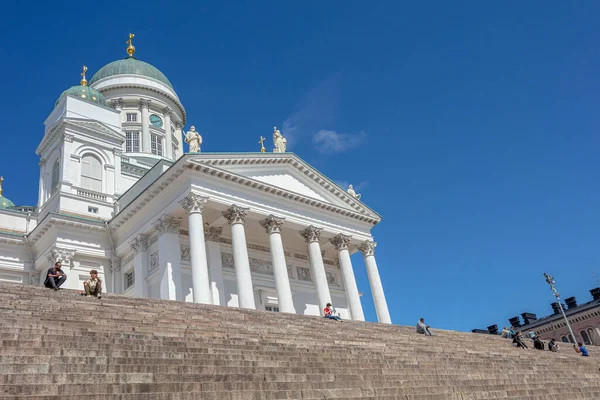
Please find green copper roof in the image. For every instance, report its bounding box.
[89,57,174,89]
[55,85,107,108]
[0,196,15,209]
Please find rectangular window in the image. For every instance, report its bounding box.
[151,134,163,156]
[265,306,280,312]
[88,206,99,214]
[125,131,140,153]
[126,113,137,122]
[125,270,135,289]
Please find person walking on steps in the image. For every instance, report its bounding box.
[324,303,342,321]
[79,269,102,299]
[44,262,67,291]
[416,318,434,336]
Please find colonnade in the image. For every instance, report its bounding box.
[128,191,392,324]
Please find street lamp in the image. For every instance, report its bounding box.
[543,273,576,343]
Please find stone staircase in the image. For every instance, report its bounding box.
[0,282,598,399]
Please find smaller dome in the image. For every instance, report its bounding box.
[0,196,15,209]
[55,85,107,108]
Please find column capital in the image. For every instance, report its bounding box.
[259,215,285,234]
[180,192,208,214]
[46,246,76,265]
[163,106,172,117]
[175,122,183,130]
[330,233,352,251]
[110,98,123,110]
[358,240,377,256]
[130,234,148,254]
[299,225,323,243]
[222,204,249,225]
[111,255,122,273]
[113,148,123,157]
[152,215,181,235]
[140,98,152,109]
[204,225,223,242]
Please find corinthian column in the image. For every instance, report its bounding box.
[205,225,225,306]
[331,233,364,321]
[140,99,151,153]
[299,226,331,314]
[223,205,255,309]
[152,215,182,301]
[260,215,295,314]
[359,240,391,324]
[180,192,211,304]
[129,234,148,297]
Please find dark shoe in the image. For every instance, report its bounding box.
[54,287,59,291]
[97,294,102,299]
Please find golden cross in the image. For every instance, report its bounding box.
[126,33,136,57]
[258,136,266,153]
[80,66,88,86]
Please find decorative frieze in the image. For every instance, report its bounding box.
[326,271,338,286]
[248,243,270,253]
[259,215,285,234]
[294,253,308,261]
[330,233,352,251]
[204,226,222,242]
[222,204,249,225]
[249,258,273,275]
[297,266,312,282]
[180,245,190,261]
[221,252,234,269]
[299,226,323,243]
[153,215,181,235]
[149,251,159,274]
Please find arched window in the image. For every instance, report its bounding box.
[561,336,569,343]
[581,330,592,345]
[587,328,597,345]
[81,155,102,192]
[568,334,575,343]
[51,159,60,194]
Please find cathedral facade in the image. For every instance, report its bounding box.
[0,37,391,323]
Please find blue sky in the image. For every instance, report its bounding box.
[1,1,600,331]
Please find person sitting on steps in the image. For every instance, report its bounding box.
[416,318,434,336]
[501,326,510,338]
[513,331,528,349]
[323,303,341,321]
[574,342,589,357]
[548,338,559,352]
[79,269,102,299]
[44,262,67,291]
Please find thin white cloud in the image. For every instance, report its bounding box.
[281,75,340,147]
[313,130,366,154]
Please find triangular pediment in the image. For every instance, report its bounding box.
[186,153,380,220]
[66,119,123,140]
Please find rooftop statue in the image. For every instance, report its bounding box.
[347,184,361,200]
[185,126,202,153]
[272,126,287,153]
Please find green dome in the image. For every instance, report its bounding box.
[0,196,15,209]
[89,57,174,89]
[56,85,107,108]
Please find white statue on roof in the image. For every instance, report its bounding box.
[185,126,202,153]
[273,126,287,153]
[347,184,361,200]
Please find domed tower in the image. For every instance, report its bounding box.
[89,34,186,166]
[0,177,15,210]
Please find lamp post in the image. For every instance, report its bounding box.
[544,273,577,343]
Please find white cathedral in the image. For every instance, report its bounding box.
[0,36,391,323]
